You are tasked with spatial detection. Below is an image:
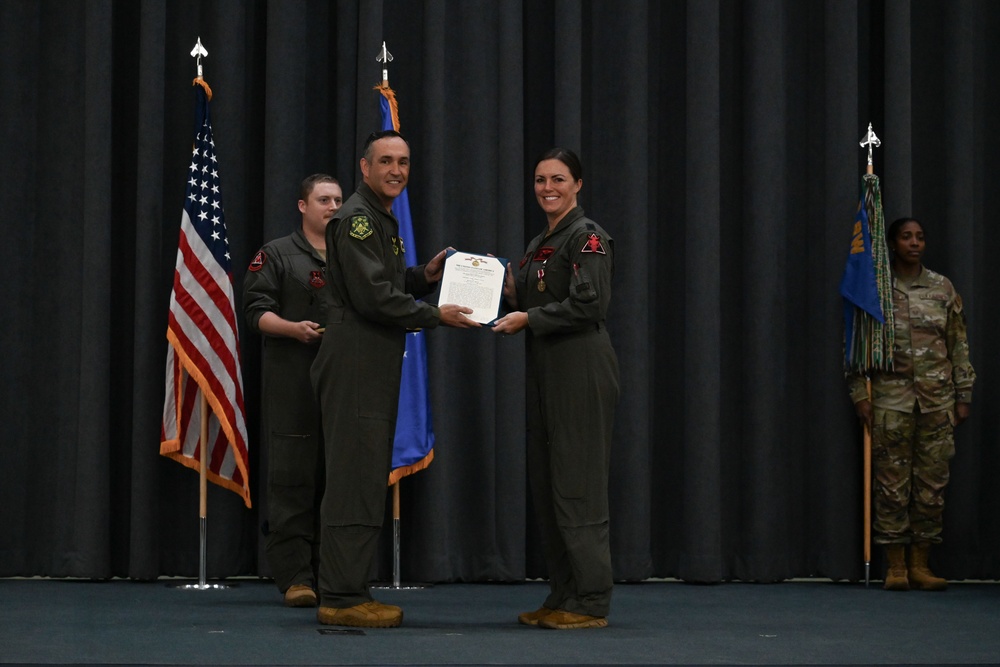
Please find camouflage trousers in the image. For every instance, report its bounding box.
[872,406,955,545]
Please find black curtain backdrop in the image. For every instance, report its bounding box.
[1,0,997,582]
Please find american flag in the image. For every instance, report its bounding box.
[160,79,251,508]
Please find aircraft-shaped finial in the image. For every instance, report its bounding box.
[377,41,393,84]
[191,37,208,78]
[859,122,881,167]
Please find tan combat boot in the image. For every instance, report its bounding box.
[317,601,403,627]
[883,544,909,591]
[908,542,948,591]
[518,606,555,626]
[283,584,317,607]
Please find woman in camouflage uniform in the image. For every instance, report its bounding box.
[849,218,975,591]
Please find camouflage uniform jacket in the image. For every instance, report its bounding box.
[848,266,975,412]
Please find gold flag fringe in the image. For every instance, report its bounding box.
[374,83,401,131]
[192,77,213,101]
[387,450,434,486]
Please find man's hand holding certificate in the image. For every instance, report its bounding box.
[438,250,507,325]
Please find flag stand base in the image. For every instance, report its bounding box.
[166,518,236,590]
[167,581,236,591]
[371,582,432,591]
[371,511,431,591]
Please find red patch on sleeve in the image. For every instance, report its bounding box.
[249,250,266,272]
[581,234,606,255]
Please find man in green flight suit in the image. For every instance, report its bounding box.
[310,130,478,627]
[244,174,344,607]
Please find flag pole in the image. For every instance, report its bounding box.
[859,124,881,587]
[170,37,235,592]
[175,391,230,590]
[199,392,209,587]
[380,40,403,589]
[863,162,873,588]
[370,42,428,591]
[392,482,402,588]
[863,381,872,586]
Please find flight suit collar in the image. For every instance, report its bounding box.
[544,206,586,239]
[290,227,326,263]
[357,182,398,225]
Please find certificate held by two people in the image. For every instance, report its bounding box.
[438,250,507,326]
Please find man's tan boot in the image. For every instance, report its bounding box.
[283,584,317,607]
[883,544,910,591]
[908,542,948,591]
[518,607,554,626]
[317,601,403,627]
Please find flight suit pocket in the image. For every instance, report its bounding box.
[356,328,404,420]
[570,263,598,305]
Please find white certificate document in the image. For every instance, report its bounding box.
[438,250,507,325]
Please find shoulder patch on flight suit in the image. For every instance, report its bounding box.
[581,233,606,255]
[309,270,326,288]
[248,250,266,272]
[349,215,373,240]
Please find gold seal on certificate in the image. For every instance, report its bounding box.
[438,250,507,325]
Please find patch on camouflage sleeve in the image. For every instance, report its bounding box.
[349,215,373,240]
[954,294,963,313]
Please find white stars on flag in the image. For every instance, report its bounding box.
[184,124,232,263]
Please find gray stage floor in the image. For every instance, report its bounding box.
[1,579,999,666]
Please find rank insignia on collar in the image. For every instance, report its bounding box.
[581,233,606,254]
[309,270,326,288]
[349,215,373,240]
[249,250,266,272]
[391,235,405,255]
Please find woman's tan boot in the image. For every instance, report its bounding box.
[883,545,910,591]
[908,542,948,591]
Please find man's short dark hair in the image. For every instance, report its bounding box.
[299,173,339,201]
[362,130,408,161]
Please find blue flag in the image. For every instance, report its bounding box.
[840,196,884,368]
[379,87,435,485]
